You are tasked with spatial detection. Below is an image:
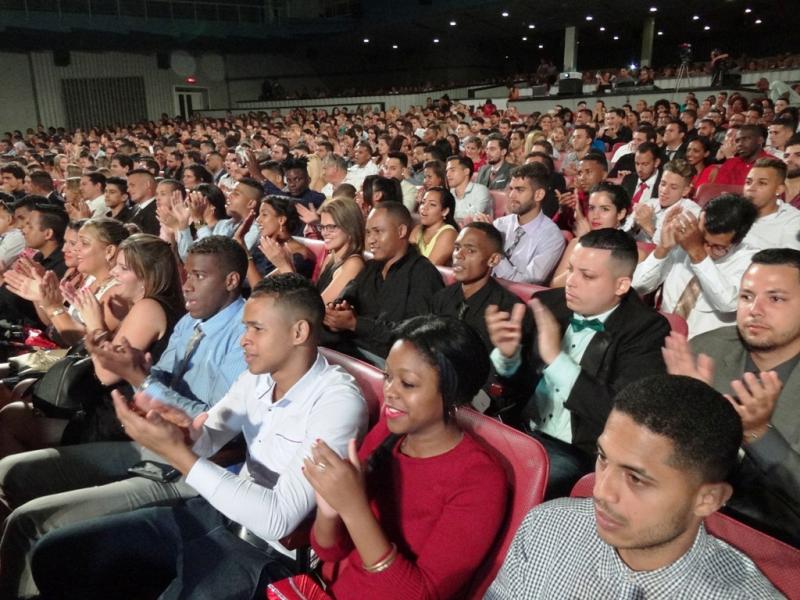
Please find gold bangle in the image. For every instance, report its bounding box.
[363,543,398,573]
[50,307,66,318]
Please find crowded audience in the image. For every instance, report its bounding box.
[0,76,798,600]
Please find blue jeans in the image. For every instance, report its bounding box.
[529,430,594,500]
[31,497,297,600]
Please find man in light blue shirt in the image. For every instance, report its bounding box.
[485,163,565,284]
[487,229,669,498]
[0,236,250,600]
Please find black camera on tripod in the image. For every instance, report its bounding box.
[678,43,693,65]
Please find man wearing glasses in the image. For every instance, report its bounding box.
[633,194,758,338]
[476,163,564,285]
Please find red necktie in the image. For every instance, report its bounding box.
[631,182,648,205]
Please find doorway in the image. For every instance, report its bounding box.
[173,87,209,119]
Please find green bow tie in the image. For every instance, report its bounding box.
[570,317,605,333]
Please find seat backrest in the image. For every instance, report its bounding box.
[436,265,456,286]
[570,474,800,598]
[489,190,508,219]
[659,311,688,336]
[694,183,743,208]
[319,347,383,426]
[496,277,549,302]
[456,407,548,599]
[294,237,329,283]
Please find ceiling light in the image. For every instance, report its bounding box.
[703,25,710,30]
[522,36,527,41]
[649,7,657,12]
[692,15,700,21]
[433,38,440,43]
[613,35,619,40]
[528,24,535,29]
[755,18,762,24]
[392,44,398,49]
[449,20,456,26]
[657,30,663,35]
[362,38,369,43]
[745,7,752,13]
[585,15,593,21]
[599,26,606,31]
[538,44,544,49]
[501,11,509,17]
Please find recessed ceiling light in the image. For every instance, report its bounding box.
[538,44,544,49]
[692,15,700,21]
[649,7,657,12]
[392,44,398,49]
[522,36,527,41]
[745,7,752,13]
[613,35,619,40]
[657,30,663,35]
[585,15,593,21]
[754,18,762,24]
[362,38,369,43]
[528,24,535,29]
[703,25,710,30]
[433,38,440,43]
[449,20,456,26]
[599,26,606,31]
[501,11,509,17]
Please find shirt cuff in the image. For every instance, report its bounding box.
[542,351,581,393]
[185,456,224,496]
[490,347,522,377]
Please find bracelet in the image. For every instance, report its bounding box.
[363,543,398,573]
[50,307,66,318]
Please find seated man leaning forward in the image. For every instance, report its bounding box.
[30,274,368,600]
[486,374,782,599]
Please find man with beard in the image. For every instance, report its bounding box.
[783,133,800,208]
[476,134,513,190]
[663,249,800,546]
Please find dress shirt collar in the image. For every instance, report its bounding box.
[374,245,418,274]
[511,209,547,233]
[597,523,710,590]
[261,351,327,408]
[574,302,619,322]
[196,296,245,336]
[640,171,659,189]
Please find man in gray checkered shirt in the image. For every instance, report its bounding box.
[486,374,783,599]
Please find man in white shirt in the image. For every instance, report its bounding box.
[79,172,107,218]
[344,141,379,191]
[742,158,800,250]
[483,163,565,284]
[766,117,795,160]
[633,194,759,338]
[447,155,492,221]
[30,274,368,599]
[383,152,418,212]
[632,159,701,243]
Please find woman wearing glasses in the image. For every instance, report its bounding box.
[316,198,366,304]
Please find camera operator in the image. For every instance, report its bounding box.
[710,49,730,87]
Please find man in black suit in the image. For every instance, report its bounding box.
[608,125,658,178]
[662,119,688,162]
[621,142,662,211]
[126,168,159,235]
[487,229,670,497]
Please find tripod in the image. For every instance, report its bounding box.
[674,60,690,95]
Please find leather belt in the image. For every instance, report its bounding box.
[227,522,274,553]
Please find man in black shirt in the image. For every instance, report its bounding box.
[431,222,535,421]
[324,202,443,364]
[0,203,67,326]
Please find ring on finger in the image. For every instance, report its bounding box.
[315,461,328,471]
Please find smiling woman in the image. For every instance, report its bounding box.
[300,316,510,600]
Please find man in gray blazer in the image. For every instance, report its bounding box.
[663,248,800,545]
[476,133,513,190]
